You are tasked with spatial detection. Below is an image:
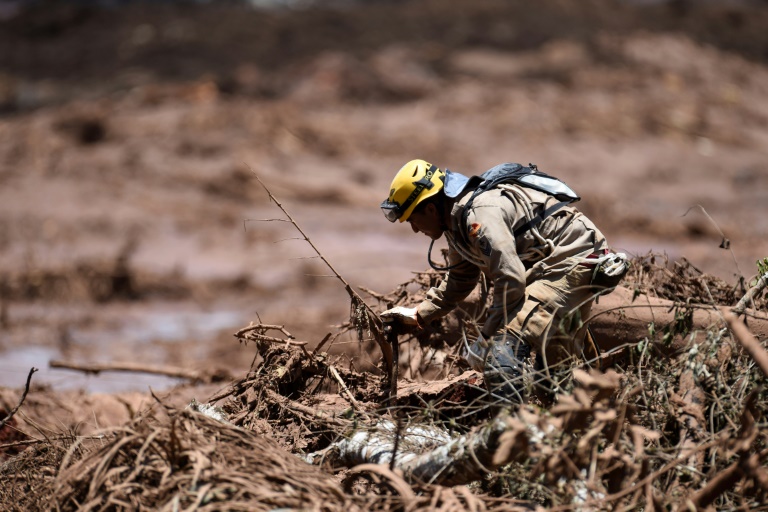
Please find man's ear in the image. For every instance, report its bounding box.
[424,202,439,218]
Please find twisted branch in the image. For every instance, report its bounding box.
[0,367,37,430]
[246,166,393,374]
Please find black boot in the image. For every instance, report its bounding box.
[483,334,531,407]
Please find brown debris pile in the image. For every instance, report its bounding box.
[623,252,766,310]
[2,256,768,510]
[2,409,356,511]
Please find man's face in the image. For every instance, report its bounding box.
[407,203,443,240]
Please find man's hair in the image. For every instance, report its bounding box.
[413,190,444,215]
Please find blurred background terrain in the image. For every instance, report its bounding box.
[1,0,767,392]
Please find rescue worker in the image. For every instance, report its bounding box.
[380,159,626,406]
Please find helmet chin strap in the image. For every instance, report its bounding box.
[427,238,461,271]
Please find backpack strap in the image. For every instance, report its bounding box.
[458,163,579,245]
[511,199,571,238]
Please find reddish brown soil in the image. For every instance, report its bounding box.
[1,0,767,422]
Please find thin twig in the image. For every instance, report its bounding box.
[593,439,719,506]
[235,323,295,339]
[329,365,366,414]
[390,414,404,472]
[358,285,389,301]
[724,310,768,378]
[248,169,360,301]
[237,332,311,358]
[245,165,392,372]
[265,389,349,428]
[687,434,768,510]
[681,204,741,276]
[0,367,38,430]
[732,273,767,316]
[243,333,308,347]
[242,218,291,228]
[312,332,334,356]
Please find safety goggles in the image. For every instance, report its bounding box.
[380,166,438,223]
[380,199,404,223]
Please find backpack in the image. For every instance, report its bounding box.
[459,162,580,243]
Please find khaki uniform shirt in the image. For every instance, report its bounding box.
[416,183,606,336]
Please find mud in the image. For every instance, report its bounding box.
[0,0,767,431]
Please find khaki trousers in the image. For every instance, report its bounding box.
[503,263,596,372]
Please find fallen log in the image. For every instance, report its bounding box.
[587,286,768,357]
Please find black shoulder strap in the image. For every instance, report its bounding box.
[511,199,571,238]
[459,163,578,244]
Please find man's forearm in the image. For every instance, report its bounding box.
[417,269,479,324]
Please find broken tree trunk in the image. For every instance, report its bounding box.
[306,414,528,486]
[588,286,768,357]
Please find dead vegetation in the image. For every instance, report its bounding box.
[2,254,767,511]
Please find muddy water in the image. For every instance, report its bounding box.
[0,224,427,393]
[0,302,250,392]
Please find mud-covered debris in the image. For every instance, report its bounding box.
[3,256,768,510]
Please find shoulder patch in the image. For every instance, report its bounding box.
[468,222,482,238]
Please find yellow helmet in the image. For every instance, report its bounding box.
[381,159,444,223]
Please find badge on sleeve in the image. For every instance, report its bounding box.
[468,223,482,238]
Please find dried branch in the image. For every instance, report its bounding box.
[247,169,369,315]
[235,323,295,339]
[246,166,393,373]
[358,285,389,301]
[0,434,104,452]
[687,456,746,509]
[724,311,768,378]
[49,360,230,384]
[238,332,308,347]
[732,272,768,316]
[597,439,719,506]
[681,204,741,274]
[265,389,350,428]
[329,365,367,414]
[0,367,37,430]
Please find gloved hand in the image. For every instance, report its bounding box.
[380,306,419,326]
[461,333,490,372]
